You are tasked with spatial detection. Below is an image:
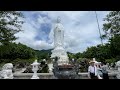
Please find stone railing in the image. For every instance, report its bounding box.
[13,73,55,79]
[13,72,117,79]
[0,61,119,79]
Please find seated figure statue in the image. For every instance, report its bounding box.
[0,63,13,79]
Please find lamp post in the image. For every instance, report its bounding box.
[31,60,40,79]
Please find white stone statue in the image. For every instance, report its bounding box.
[48,63,53,73]
[116,61,120,79]
[31,60,40,79]
[116,61,120,71]
[54,17,64,48]
[43,59,46,62]
[0,63,13,79]
[51,17,69,65]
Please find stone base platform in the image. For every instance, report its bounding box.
[13,73,117,79]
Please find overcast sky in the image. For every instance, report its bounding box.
[15,11,109,53]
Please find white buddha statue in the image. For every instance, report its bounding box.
[51,17,69,65]
[54,17,64,49]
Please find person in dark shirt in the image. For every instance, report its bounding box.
[101,62,109,79]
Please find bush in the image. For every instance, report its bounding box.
[23,65,33,73]
[116,56,120,62]
[0,62,6,70]
[78,58,90,72]
[0,43,36,61]
[12,58,35,69]
[23,61,49,73]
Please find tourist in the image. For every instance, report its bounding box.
[88,60,100,79]
[106,63,110,69]
[101,62,109,79]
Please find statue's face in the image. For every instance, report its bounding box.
[57,17,61,23]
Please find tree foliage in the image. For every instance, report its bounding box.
[109,35,120,58]
[35,49,52,61]
[0,11,24,45]
[102,11,120,39]
[0,43,36,62]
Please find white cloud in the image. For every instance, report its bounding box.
[37,15,51,24]
[15,21,53,50]
[33,40,53,50]
[15,11,109,53]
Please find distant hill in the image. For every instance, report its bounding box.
[34,49,52,61]
[35,49,52,55]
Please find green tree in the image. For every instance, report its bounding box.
[0,43,36,62]
[68,52,76,60]
[81,43,112,62]
[102,11,120,62]
[83,46,97,58]
[95,44,111,62]
[109,35,120,58]
[102,11,120,39]
[0,11,24,45]
[75,52,83,59]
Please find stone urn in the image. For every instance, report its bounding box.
[53,60,79,79]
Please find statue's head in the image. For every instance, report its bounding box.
[2,63,13,70]
[57,16,61,23]
[116,61,120,67]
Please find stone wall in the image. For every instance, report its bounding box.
[13,73,117,79]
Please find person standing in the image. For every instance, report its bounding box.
[101,62,109,79]
[88,60,100,79]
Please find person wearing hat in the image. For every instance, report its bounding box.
[88,60,99,79]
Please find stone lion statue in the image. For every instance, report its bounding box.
[116,61,120,67]
[0,63,13,79]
